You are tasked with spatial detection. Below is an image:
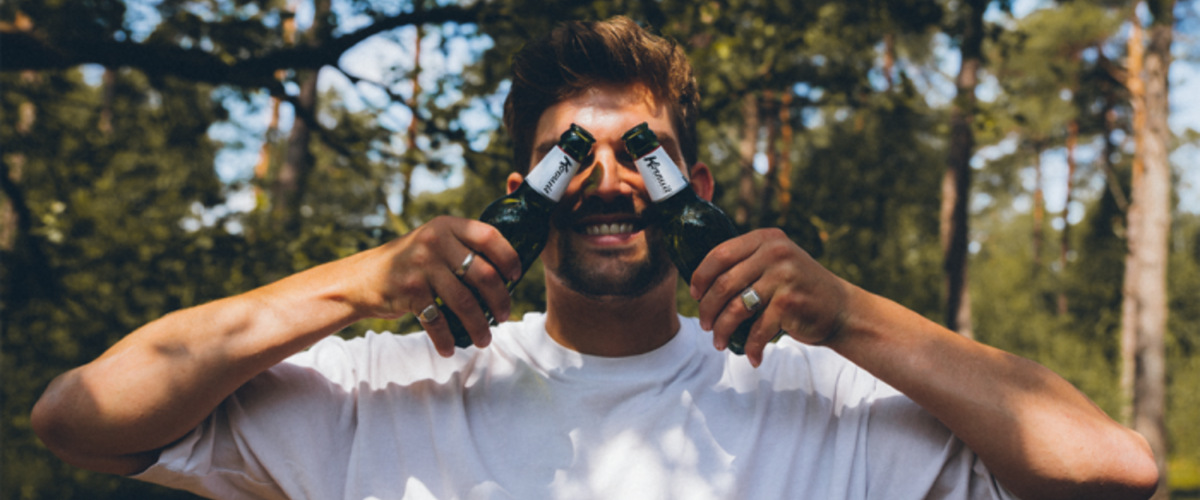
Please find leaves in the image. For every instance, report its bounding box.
[3,0,1200,497]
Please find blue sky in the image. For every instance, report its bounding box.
[87,0,1199,221]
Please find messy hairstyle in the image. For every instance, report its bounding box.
[503,16,700,172]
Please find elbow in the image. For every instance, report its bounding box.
[1116,429,1161,500]
[32,373,163,477]
[1015,427,1161,500]
[31,379,78,465]
[1071,428,1161,500]
[32,389,158,477]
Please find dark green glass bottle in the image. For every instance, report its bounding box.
[623,122,760,355]
[438,124,594,348]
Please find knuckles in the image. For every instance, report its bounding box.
[412,224,445,248]
[706,243,738,268]
[709,273,738,303]
[441,285,478,312]
[393,274,429,306]
[771,290,807,319]
[476,263,501,286]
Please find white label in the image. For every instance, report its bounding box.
[525,146,581,202]
[634,147,689,202]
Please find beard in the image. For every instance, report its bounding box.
[549,198,674,300]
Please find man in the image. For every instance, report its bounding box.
[32,17,1156,500]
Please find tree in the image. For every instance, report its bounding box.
[2,66,229,500]
[940,0,992,338]
[1124,1,1175,497]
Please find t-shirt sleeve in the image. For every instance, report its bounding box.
[864,383,1021,500]
[130,335,366,500]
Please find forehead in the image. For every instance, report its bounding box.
[532,83,677,160]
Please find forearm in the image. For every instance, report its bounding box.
[826,284,1158,500]
[32,259,363,471]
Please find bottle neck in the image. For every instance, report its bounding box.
[633,145,690,203]
[524,145,582,202]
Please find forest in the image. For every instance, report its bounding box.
[2,0,1198,498]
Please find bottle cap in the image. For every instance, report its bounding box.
[622,122,659,159]
[560,124,595,161]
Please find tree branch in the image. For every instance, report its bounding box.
[333,65,415,114]
[1096,47,1129,86]
[1,5,488,89]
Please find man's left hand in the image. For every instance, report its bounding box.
[689,228,853,366]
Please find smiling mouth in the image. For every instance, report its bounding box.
[583,222,638,236]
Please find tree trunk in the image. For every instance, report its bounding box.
[776,91,794,227]
[2,84,35,251]
[272,70,318,233]
[254,7,293,207]
[401,25,423,220]
[270,0,330,234]
[254,97,282,200]
[736,92,760,226]
[940,0,985,338]
[1121,10,1146,430]
[1124,2,1173,497]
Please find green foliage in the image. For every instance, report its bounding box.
[2,68,223,499]
[4,0,1200,498]
[1168,214,1200,478]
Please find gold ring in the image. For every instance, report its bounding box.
[417,304,440,322]
[455,251,476,278]
[740,287,762,312]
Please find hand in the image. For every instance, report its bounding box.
[347,216,522,356]
[688,228,852,366]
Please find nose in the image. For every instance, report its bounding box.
[578,144,636,202]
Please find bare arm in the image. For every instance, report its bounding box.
[31,216,521,476]
[690,228,1160,500]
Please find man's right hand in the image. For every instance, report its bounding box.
[31,215,519,475]
[347,215,522,355]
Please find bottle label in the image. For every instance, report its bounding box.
[634,147,689,202]
[525,146,581,202]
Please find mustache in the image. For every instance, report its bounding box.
[554,197,641,227]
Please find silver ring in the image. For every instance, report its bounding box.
[455,251,476,278]
[740,287,762,312]
[417,303,440,322]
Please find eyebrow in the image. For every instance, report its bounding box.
[533,140,558,162]
[656,134,683,163]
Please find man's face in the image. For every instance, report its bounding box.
[526,83,688,300]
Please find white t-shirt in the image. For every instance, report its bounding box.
[133,313,1017,500]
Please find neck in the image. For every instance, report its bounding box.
[543,272,682,357]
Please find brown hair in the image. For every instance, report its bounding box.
[503,16,700,172]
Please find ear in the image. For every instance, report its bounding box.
[688,162,714,201]
[507,172,525,195]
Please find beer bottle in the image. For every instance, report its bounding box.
[623,122,762,355]
[438,124,595,348]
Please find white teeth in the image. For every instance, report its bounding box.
[586,223,633,235]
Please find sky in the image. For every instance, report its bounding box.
[88,0,1200,222]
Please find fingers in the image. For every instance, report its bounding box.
[381,216,523,355]
[446,221,518,339]
[409,288,457,358]
[691,228,845,366]
[456,250,513,324]
[689,235,759,304]
[691,236,763,331]
[428,267,493,349]
[741,296,791,367]
[706,271,767,348]
[452,220,522,284]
